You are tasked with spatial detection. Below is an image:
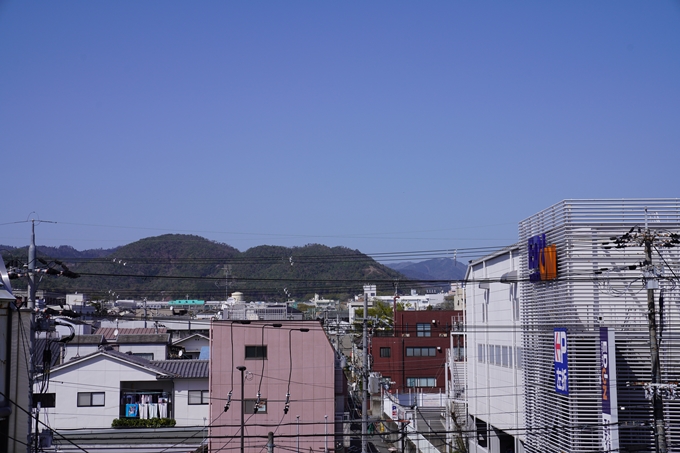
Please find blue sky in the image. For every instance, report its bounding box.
[1,1,679,256]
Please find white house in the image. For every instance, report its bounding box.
[35,348,209,431]
[172,333,209,359]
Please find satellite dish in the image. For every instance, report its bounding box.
[178,350,184,357]
[113,329,119,337]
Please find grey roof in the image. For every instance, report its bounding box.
[150,360,209,379]
[115,333,170,344]
[49,347,177,378]
[95,327,168,340]
[68,334,105,345]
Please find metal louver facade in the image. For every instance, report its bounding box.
[519,199,680,453]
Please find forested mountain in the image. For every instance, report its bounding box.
[2,235,405,301]
[386,257,467,287]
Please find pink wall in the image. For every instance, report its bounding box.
[210,320,336,453]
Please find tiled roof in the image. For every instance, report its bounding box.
[151,360,209,379]
[48,347,177,378]
[101,349,176,376]
[95,327,167,340]
[115,333,170,344]
[69,334,106,345]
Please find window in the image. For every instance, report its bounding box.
[379,347,391,358]
[458,346,467,361]
[188,390,209,405]
[478,344,485,363]
[34,393,56,408]
[244,399,267,414]
[488,345,494,365]
[495,345,501,365]
[516,347,524,369]
[245,345,267,359]
[132,353,154,360]
[501,346,509,367]
[406,347,436,357]
[416,323,431,337]
[406,377,436,387]
[77,392,105,407]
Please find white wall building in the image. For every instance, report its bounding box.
[35,348,209,430]
[518,199,680,453]
[465,244,524,453]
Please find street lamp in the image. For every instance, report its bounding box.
[296,415,300,453]
[237,365,247,453]
[256,323,283,412]
[285,328,310,414]
[225,321,251,414]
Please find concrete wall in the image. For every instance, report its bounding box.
[173,378,210,426]
[467,246,524,453]
[210,320,336,453]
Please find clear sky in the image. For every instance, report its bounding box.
[1,1,679,257]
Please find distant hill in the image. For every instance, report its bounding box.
[2,235,406,301]
[386,258,467,286]
[0,244,117,260]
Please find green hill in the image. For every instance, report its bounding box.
[2,235,405,301]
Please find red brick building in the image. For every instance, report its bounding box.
[371,310,464,392]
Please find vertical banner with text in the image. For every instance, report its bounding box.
[554,328,569,395]
[601,327,619,452]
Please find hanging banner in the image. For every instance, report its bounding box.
[554,328,569,395]
[601,327,619,452]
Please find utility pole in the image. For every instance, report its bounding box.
[237,366,246,453]
[643,226,668,453]
[267,431,274,453]
[602,208,680,453]
[362,290,369,453]
[27,220,36,453]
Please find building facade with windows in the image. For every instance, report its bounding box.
[372,310,465,393]
[35,348,209,430]
[209,320,344,453]
[465,244,524,453]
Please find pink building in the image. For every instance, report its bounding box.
[210,320,343,453]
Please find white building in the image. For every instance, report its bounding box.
[518,199,680,453]
[35,348,209,430]
[465,244,524,453]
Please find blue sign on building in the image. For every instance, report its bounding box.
[554,328,569,395]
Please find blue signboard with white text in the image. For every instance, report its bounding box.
[554,328,569,395]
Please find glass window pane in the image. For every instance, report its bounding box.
[245,345,267,359]
[188,390,202,405]
[91,393,105,406]
[244,399,267,413]
[77,393,90,407]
